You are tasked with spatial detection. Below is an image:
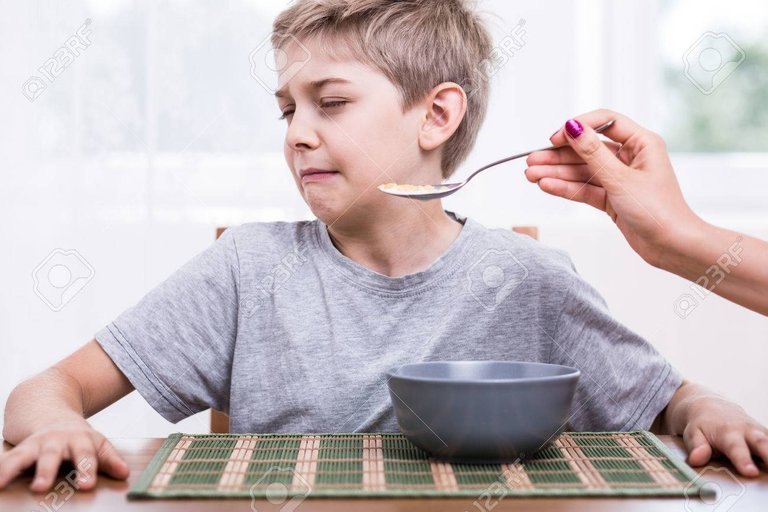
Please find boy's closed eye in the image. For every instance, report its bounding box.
[278,99,349,121]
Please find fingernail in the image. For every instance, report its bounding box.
[565,119,584,139]
[746,463,757,472]
[549,128,560,139]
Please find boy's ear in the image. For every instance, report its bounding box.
[418,82,467,151]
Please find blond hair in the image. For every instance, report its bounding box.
[272,0,493,178]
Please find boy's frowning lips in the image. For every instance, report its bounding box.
[299,167,340,183]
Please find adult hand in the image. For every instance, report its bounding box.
[525,108,701,268]
[525,109,768,316]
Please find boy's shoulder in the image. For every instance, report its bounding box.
[222,219,317,261]
[468,220,606,317]
[469,220,578,280]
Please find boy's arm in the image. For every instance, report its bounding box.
[0,339,134,492]
[656,380,768,477]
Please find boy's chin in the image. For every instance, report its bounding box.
[304,195,344,224]
[304,192,380,226]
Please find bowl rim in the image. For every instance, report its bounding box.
[385,360,580,384]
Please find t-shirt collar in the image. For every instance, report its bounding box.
[314,210,476,293]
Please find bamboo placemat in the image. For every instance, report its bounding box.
[128,431,707,499]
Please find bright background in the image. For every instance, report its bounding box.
[1,0,767,437]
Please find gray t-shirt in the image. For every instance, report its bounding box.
[95,211,682,434]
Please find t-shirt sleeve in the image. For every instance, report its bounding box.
[549,273,683,432]
[94,227,240,423]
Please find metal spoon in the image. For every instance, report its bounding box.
[378,120,615,200]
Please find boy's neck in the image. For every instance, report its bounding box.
[325,202,464,278]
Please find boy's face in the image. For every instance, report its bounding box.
[275,38,434,225]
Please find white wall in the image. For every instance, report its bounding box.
[1,0,766,439]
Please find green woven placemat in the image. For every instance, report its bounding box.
[128,431,706,499]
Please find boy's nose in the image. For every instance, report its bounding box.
[286,114,320,151]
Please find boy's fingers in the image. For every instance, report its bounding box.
[96,439,130,480]
[683,428,712,467]
[31,444,64,492]
[0,436,128,492]
[525,164,601,186]
[537,178,606,212]
[69,441,97,490]
[0,446,37,488]
[746,430,768,469]
[718,432,759,477]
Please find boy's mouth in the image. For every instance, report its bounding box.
[299,168,340,183]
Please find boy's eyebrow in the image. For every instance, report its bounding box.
[274,77,353,99]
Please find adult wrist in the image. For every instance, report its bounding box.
[653,213,712,279]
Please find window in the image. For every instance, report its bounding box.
[658,0,768,151]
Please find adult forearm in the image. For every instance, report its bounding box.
[659,217,768,316]
[2,368,87,445]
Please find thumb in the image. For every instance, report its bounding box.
[683,427,712,467]
[563,118,625,189]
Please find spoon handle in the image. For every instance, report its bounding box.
[466,120,615,181]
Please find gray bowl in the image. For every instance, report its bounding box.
[386,360,580,463]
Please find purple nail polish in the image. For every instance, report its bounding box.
[565,119,584,139]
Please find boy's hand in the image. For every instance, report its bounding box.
[0,418,129,492]
[682,395,768,477]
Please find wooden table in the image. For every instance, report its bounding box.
[1,436,765,511]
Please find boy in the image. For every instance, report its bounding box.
[2,0,766,493]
